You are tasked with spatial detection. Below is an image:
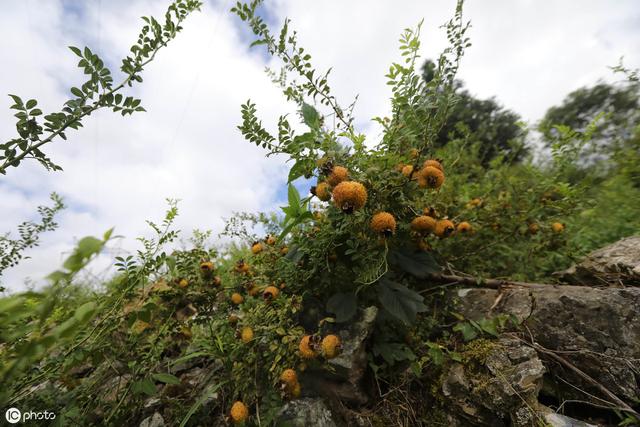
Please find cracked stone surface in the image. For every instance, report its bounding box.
[277,398,338,427]
[302,307,377,405]
[441,337,546,426]
[450,286,640,405]
[555,235,640,286]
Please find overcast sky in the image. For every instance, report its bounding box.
[1,0,639,293]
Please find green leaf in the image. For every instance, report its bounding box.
[25,99,37,109]
[326,292,357,323]
[152,373,181,385]
[287,183,301,214]
[69,46,82,57]
[477,318,499,337]
[77,236,103,258]
[387,247,441,278]
[301,103,320,129]
[427,344,445,366]
[288,159,314,183]
[74,302,96,323]
[133,378,157,396]
[453,322,478,341]
[377,278,428,325]
[249,39,268,48]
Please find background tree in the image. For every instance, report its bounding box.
[421,59,527,166]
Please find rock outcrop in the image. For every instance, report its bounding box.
[555,235,640,286]
[451,285,640,407]
[441,337,546,426]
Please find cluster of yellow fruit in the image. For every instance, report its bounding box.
[311,165,367,214]
[279,368,301,399]
[399,158,446,189]
[299,334,342,359]
[229,367,301,424]
[250,234,278,255]
[529,221,565,235]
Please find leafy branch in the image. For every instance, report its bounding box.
[0,192,65,284]
[0,0,202,176]
[232,0,353,130]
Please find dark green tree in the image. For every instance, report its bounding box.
[421,59,527,165]
[539,81,639,143]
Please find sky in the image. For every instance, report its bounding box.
[1,0,639,293]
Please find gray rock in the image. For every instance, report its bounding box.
[99,374,132,403]
[302,307,377,405]
[139,412,165,427]
[451,286,640,405]
[441,337,546,426]
[277,398,337,427]
[542,412,597,427]
[328,306,378,382]
[556,235,640,286]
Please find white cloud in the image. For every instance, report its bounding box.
[1,0,639,292]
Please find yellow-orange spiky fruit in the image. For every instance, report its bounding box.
[230,401,249,424]
[327,166,349,186]
[241,326,254,343]
[370,212,397,236]
[551,222,565,233]
[266,235,277,245]
[332,181,367,214]
[299,335,317,359]
[231,293,244,305]
[200,261,214,277]
[321,335,342,359]
[281,246,289,255]
[423,159,444,172]
[411,216,436,234]
[312,181,332,202]
[235,260,250,274]
[528,223,540,235]
[401,164,414,177]
[263,285,280,301]
[456,221,473,234]
[251,242,263,255]
[417,166,445,189]
[178,278,189,288]
[280,369,298,387]
[435,219,455,238]
[212,276,222,287]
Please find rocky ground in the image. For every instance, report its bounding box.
[272,236,640,427]
[43,236,640,426]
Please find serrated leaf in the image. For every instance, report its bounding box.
[326,292,357,323]
[377,278,428,325]
[387,246,441,278]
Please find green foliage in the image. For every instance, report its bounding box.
[2,1,638,425]
[422,60,527,165]
[0,0,202,175]
[0,192,65,286]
